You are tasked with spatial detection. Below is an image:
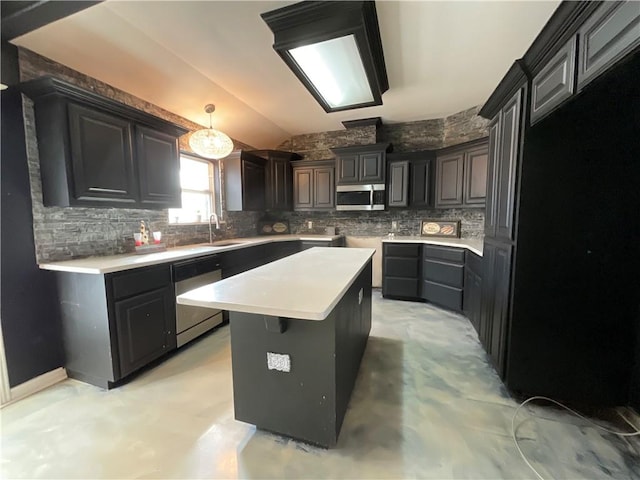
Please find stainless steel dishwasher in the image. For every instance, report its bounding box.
[173,255,223,347]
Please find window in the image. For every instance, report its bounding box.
[168,154,216,224]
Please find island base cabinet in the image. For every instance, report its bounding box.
[229,262,372,448]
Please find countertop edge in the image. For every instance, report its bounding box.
[381,237,483,256]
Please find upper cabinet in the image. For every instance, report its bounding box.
[577,1,640,90]
[386,151,435,208]
[435,139,488,209]
[331,143,390,185]
[292,159,335,211]
[21,77,188,209]
[224,150,301,211]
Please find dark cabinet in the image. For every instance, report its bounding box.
[225,150,301,211]
[479,242,512,377]
[420,245,465,312]
[21,77,187,209]
[577,1,640,91]
[67,103,137,205]
[114,284,175,378]
[136,126,180,208]
[331,143,390,185]
[463,252,482,334]
[435,139,488,208]
[55,262,176,389]
[382,243,421,300]
[386,151,435,208]
[530,38,576,125]
[387,161,409,207]
[224,151,266,211]
[485,90,521,241]
[292,160,335,210]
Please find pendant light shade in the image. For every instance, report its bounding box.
[189,104,234,159]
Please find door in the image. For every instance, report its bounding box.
[435,152,464,207]
[242,157,266,211]
[68,103,137,204]
[115,285,174,378]
[136,125,181,208]
[359,152,384,183]
[495,90,522,241]
[463,144,488,206]
[269,157,291,210]
[337,154,359,184]
[410,158,432,208]
[314,167,335,209]
[485,114,501,236]
[387,161,408,207]
[293,168,313,209]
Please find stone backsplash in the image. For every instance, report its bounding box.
[20,47,488,262]
[278,209,484,239]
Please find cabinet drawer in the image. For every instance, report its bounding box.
[423,260,464,288]
[466,251,483,275]
[423,245,465,263]
[384,243,421,258]
[421,281,463,311]
[110,265,171,300]
[383,278,420,299]
[385,257,420,278]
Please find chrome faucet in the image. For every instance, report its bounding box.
[209,213,220,243]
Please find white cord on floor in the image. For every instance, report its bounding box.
[511,395,640,480]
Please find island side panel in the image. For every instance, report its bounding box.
[335,260,372,434]
[229,311,338,447]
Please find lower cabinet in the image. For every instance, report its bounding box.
[382,243,421,300]
[114,284,175,378]
[56,263,176,389]
[463,251,483,333]
[479,242,512,376]
[420,245,465,312]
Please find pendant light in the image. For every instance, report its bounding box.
[189,104,234,159]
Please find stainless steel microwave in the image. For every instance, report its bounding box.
[336,184,385,211]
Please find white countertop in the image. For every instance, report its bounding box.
[381,236,483,256]
[38,235,343,274]
[176,247,375,321]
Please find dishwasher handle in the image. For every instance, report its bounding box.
[172,256,220,283]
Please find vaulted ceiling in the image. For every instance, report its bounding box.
[12,1,560,149]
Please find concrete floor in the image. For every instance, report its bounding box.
[1,291,639,479]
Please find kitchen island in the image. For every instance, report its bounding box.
[177,247,375,447]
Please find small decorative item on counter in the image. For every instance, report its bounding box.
[153,231,162,244]
[257,219,290,235]
[134,222,166,254]
[133,232,142,246]
[421,219,461,238]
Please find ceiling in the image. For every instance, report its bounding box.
[12,1,561,149]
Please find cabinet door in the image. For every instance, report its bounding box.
[410,158,433,208]
[269,157,292,210]
[115,285,175,378]
[337,154,359,184]
[578,1,640,90]
[293,168,313,210]
[479,243,495,351]
[314,167,335,209]
[136,126,181,208]
[387,161,409,207]
[435,152,464,207]
[495,90,522,242]
[463,144,488,206]
[485,114,500,237]
[68,103,137,205]
[359,152,384,183]
[488,244,512,377]
[530,37,577,125]
[242,158,266,211]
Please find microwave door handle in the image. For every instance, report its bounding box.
[370,189,374,206]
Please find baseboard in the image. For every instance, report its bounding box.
[5,367,67,406]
